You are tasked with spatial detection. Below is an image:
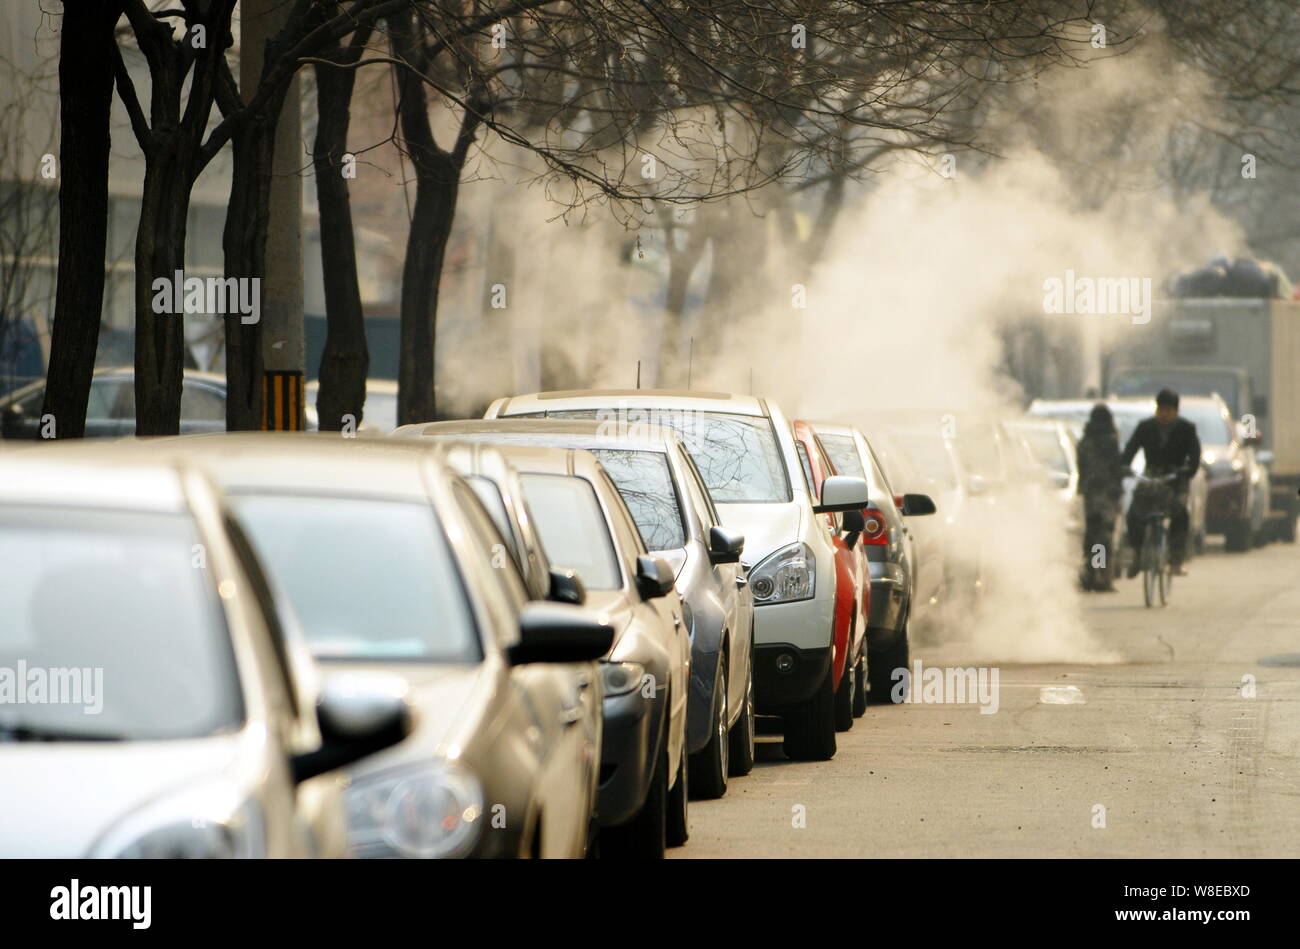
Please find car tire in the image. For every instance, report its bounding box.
[601,734,667,859]
[1225,519,1251,552]
[666,733,689,847]
[868,621,910,705]
[852,655,868,718]
[690,661,728,800]
[727,659,756,777]
[783,663,837,761]
[833,649,855,732]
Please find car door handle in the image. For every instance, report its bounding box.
[735,575,748,588]
[673,615,682,629]
[559,705,583,725]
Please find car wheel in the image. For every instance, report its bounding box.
[868,621,910,705]
[851,655,868,718]
[727,658,756,777]
[783,663,837,761]
[1225,519,1251,552]
[689,660,728,800]
[666,731,689,847]
[601,735,667,859]
[833,648,855,732]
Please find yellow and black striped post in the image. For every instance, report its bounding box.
[261,370,305,431]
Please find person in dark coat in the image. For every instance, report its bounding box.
[1122,388,1202,576]
[1076,404,1126,591]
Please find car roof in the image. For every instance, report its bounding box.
[0,443,194,512]
[397,417,680,454]
[494,388,768,418]
[97,433,445,500]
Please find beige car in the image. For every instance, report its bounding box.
[122,434,613,858]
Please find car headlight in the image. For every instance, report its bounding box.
[749,542,815,604]
[345,764,483,859]
[602,661,646,697]
[91,789,265,859]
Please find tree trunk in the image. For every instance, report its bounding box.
[133,146,192,435]
[391,13,481,426]
[222,91,286,431]
[312,48,368,431]
[40,1,120,439]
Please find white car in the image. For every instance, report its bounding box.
[0,447,408,857]
[484,390,868,761]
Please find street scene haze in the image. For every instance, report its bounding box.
[1,0,1298,888]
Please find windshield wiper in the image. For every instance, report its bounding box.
[0,723,125,743]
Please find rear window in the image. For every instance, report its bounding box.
[589,448,687,551]
[520,474,622,590]
[0,507,242,740]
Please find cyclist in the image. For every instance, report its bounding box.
[1123,388,1202,577]
[1076,404,1125,591]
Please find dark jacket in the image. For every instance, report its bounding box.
[1077,429,1124,505]
[1121,417,1202,481]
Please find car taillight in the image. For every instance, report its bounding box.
[862,507,889,545]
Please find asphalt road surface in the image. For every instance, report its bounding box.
[675,541,1300,858]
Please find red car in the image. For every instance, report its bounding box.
[792,420,871,729]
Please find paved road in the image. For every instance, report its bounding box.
[675,541,1300,857]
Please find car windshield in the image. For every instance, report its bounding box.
[589,448,687,551]
[1013,426,1070,475]
[1179,403,1233,447]
[231,494,481,662]
[520,474,622,589]
[885,431,958,491]
[524,409,791,503]
[0,507,243,740]
[818,432,888,497]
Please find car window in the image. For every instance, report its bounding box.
[589,448,687,551]
[520,474,622,590]
[795,441,815,493]
[230,494,481,663]
[88,377,130,420]
[466,475,522,566]
[680,449,721,525]
[451,480,530,643]
[0,506,243,740]
[181,382,226,422]
[533,408,792,503]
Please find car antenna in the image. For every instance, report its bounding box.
[636,359,641,389]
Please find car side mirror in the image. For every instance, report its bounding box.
[547,568,587,606]
[707,525,744,564]
[635,554,676,600]
[508,602,615,665]
[840,508,865,549]
[901,493,937,516]
[813,475,870,513]
[291,673,412,784]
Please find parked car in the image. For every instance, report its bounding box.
[475,441,690,856]
[791,420,869,725]
[0,367,226,439]
[1027,397,1210,556]
[0,446,410,857]
[1177,395,1269,551]
[812,422,937,701]
[124,434,614,859]
[484,389,870,762]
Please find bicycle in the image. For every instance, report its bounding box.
[1132,472,1177,608]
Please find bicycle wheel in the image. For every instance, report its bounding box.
[1156,527,1169,606]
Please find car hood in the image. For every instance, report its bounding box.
[716,500,804,566]
[0,733,249,857]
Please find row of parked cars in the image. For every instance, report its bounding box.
[2,386,969,859]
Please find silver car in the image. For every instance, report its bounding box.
[0,446,409,857]
[127,434,614,859]
[395,418,755,799]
